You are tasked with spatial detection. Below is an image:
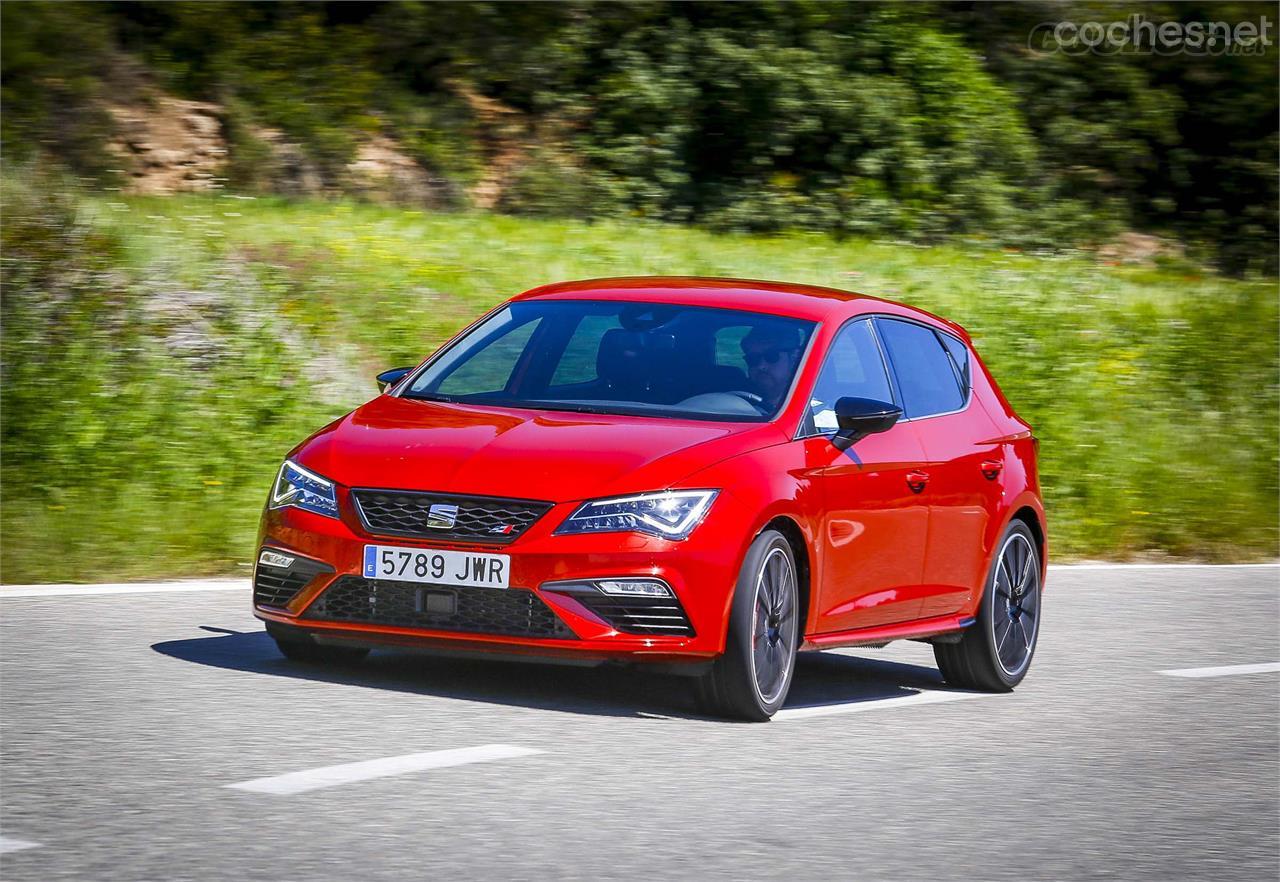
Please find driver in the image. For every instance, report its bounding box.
[741,323,803,412]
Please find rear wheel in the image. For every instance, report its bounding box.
[274,636,369,665]
[934,521,1041,691]
[695,529,799,721]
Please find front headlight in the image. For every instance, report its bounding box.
[269,459,339,519]
[555,490,718,540]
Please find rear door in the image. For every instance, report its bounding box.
[805,318,930,633]
[875,318,1002,618]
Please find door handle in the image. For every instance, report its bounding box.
[906,471,930,493]
[980,460,1004,480]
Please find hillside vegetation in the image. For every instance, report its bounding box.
[3,2,1276,274]
[2,173,1275,582]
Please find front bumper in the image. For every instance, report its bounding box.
[253,492,753,664]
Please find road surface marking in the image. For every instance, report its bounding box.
[0,580,248,599]
[1158,662,1280,679]
[776,689,990,721]
[1050,563,1278,571]
[226,745,545,795]
[0,836,43,854]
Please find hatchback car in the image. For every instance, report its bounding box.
[255,277,1044,720]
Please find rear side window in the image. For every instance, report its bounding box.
[807,319,894,431]
[877,319,965,418]
[938,332,971,395]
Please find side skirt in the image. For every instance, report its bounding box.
[801,614,976,651]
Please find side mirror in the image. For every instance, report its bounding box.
[831,397,902,451]
[376,367,413,393]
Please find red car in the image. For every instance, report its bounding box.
[255,277,1045,721]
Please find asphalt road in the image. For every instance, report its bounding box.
[1,565,1277,881]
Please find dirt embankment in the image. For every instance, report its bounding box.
[104,91,453,207]
[107,98,225,194]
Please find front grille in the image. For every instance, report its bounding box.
[352,489,553,544]
[304,576,575,639]
[574,593,696,637]
[254,569,311,607]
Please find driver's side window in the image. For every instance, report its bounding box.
[807,319,894,433]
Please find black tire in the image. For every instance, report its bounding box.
[274,636,369,665]
[934,520,1042,691]
[695,529,800,721]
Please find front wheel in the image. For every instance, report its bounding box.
[695,529,799,721]
[934,521,1042,691]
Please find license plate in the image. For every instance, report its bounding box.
[362,545,510,589]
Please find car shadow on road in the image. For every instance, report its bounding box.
[152,628,954,721]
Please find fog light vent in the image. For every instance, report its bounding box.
[597,579,671,598]
[542,578,694,637]
[258,550,296,569]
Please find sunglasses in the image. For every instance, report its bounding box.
[744,347,792,368]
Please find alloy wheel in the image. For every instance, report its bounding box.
[751,546,797,704]
[991,532,1040,677]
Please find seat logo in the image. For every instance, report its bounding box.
[425,503,459,529]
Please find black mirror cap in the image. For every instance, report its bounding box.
[376,367,414,393]
[831,397,902,451]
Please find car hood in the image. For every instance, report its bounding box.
[292,395,783,502]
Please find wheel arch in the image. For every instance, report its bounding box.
[995,497,1047,594]
[1010,505,1046,570]
[967,492,1047,619]
[759,515,812,639]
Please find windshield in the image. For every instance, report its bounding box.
[403,300,816,421]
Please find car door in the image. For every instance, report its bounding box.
[875,318,1003,618]
[804,318,930,634]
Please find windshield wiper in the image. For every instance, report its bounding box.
[402,393,606,414]
[401,391,458,403]
[513,400,618,415]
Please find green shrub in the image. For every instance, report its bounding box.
[0,2,119,179]
[0,171,348,581]
[1,177,1275,581]
[3,2,1275,272]
[497,148,618,219]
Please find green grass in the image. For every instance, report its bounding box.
[2,183,1277,582]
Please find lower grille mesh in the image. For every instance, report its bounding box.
[573,593,696,637]
[254,569,311,608]
[304,576,575,640]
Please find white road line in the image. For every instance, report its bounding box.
[0,836,43,854]
[775,689,990,721]
[226,745,545,795]
[0,580,248,598]
[1050,563,1278,571]
[1158,662,1280,679]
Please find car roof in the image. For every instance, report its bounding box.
[512,276,966,337]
